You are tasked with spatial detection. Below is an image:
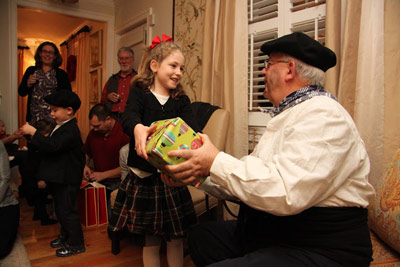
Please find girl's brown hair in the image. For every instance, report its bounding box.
[131,41,185,99]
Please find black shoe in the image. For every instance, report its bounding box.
[41,218,58,226]
[56,243,85,257]
[50,236,66,248]
[109,230,120,255]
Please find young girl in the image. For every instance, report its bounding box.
[109,35,199,267]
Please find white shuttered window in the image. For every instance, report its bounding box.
[247,0,326,152]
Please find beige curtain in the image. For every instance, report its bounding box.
[67,33,91,141]
[60,45,68,71]
[200,0,248,159]
[326,0,400,186]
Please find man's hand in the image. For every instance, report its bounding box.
[37,180,47,189]
[160,172,187,187]
[83,165,92,180]
[164,133,219,184]
[107,92,120,103]
[89,172,106,182]
[134,123,157,160]
[20,123,37,136]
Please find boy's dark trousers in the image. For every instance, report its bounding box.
[47,182,84,246]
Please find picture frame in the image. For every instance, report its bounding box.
[89,69,101,103]
[90,30,102,67]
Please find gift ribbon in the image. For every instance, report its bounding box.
[150,34,173,48]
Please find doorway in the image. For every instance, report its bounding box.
[17,6,107,140]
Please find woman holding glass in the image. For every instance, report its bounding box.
[18,41,72,127]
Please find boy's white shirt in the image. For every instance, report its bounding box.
[50,118,74,136]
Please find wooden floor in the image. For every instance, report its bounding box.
[18,197,195,267]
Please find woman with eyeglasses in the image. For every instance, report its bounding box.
[18,41,72,127]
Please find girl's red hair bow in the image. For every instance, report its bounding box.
[150,34,173,48]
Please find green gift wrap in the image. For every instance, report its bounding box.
[145,117,205,187]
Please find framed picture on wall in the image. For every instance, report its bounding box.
[90,30,102,67]
[89,69,101,103]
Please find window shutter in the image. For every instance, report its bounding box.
[247,0,326,152]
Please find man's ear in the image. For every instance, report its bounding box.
[285,60,296,82]
[150,59,159,73]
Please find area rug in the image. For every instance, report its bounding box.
[0,233,30,267]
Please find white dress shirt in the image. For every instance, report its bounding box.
[201,96,375,216]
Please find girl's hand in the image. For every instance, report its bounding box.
[27,74,38,88]
[20,123,37,136]
[133,123,157,160]
[160,172,185,187]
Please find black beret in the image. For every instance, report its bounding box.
[260,32,336,72]
[44,90,81,111]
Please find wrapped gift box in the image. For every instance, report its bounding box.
[146,117,205,187]
[78,181,108,227]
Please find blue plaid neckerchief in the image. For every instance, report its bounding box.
[267,85,338,117]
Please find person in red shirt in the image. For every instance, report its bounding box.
[100,47,137,122]
[83,104,130,219]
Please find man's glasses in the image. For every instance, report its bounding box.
[264,59,290,69]
[41,50,55,55]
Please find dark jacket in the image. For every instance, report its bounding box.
[18,66,72,122]
[30,118,85,185]
[121,85,200,173]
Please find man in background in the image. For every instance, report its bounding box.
[83,104,130,219]
[100,47,137,122]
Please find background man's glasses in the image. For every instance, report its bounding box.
[264,59,290,69]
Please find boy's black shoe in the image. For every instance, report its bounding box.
[56,243,85,257]
[50,235,66,248]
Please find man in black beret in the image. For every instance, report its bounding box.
[163,32,375,266]
[21,89,86,257]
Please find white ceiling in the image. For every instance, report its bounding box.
[18,6,88,47]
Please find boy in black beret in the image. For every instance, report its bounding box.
[21,90,86,257]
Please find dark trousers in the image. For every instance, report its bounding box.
[48,182,84,246]
[188,220,342,267]
[0,204,20,259]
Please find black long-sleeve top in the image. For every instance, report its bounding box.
[18,66,72,122]
[121,85,200,173]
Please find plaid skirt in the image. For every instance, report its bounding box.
[108,172,198,242]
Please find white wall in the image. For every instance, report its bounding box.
[0,0,16,132]
[114,0,173,37]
